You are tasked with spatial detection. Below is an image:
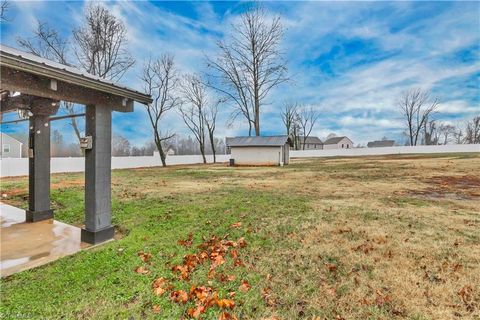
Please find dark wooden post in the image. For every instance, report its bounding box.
[81,105,114,244]
[26,102,59,222]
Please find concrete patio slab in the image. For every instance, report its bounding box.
[0,202,89,277]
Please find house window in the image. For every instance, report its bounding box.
[342,144,344,148]
[3,144,10,153]
[347,144,349,149]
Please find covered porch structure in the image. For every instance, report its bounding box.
[0,45,152,248]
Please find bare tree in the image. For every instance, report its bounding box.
[1,0,10,23]
[297,105,320,150]
[424,119,440,145]
[398,89,439,146]
[112,134,131,156]
[465,116,480,144]
[179,74,208,164]
[438,123,456,145]
[204,98,222,163]
[141,55,180,167]
[207,4,288,136]
[17,21,83,143]
[17,4,135,144]
[73,3,135,81]
[281,100,298,138]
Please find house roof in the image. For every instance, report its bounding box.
[367,140,395,147]
[324,136,352,144]
[298,136,323,144]
[226,135,292,147]
[0,45,152,105]
[0,132,22,145]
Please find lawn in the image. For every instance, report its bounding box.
[1,154,479,319]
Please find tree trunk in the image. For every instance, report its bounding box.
[155,134,167,167]
[200,144,207,164]
[209,132,216,163]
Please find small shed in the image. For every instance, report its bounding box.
[0,132,23,158]
[226,136,293,166]
[367,140,395,148]
[323,136,354,149]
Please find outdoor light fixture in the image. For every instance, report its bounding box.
[80,136,93,150]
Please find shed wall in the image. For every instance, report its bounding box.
[231,146,281,165]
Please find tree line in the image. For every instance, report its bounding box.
[398,88,479,146]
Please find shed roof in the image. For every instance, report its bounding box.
[226,135,292,147]
[298,136,323,144]
[0,45,152,105]
[367,140,395,147]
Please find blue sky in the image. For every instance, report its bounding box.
[1,1,479,146]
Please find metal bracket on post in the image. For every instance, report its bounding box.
[80,136,93,150]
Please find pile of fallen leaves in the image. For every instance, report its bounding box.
[135,233,249,319]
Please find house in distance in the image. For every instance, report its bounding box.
[323,136,354,149]
[226,136,293,166]
[297,136,323,149]
[0,132,23,158]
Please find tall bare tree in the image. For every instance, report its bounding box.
[179,74,208,164]
[73,3,135,81]
[297,105,320,150]
[141,55,180,167]
[398,89,439,146]
[464,116,480,144]
[207,5,288,136]
[17,4,135,144]
[17,21,83,143]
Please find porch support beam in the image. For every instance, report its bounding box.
[26,101,59,222]
[81,104,114,244]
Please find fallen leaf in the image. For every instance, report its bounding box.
[218,312,238,320]
[188,305,206,318]
[170,290,189,304]
[178,233,193,247]
[138,251,152,263]
[325,263,337,273]
[134,266,150,274]
[239,280,251,292]
[237,237,247,248]
[152,305,161,313]
[217,299,235,309]
[230,222,242,228]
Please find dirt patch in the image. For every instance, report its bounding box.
[411,175,480,200]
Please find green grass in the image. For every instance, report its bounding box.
[0,185,309,319]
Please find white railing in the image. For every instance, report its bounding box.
[290,144,480,158]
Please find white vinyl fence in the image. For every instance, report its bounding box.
[1,144,478,178]
[290,144,480,158]
[1,153,230,177]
